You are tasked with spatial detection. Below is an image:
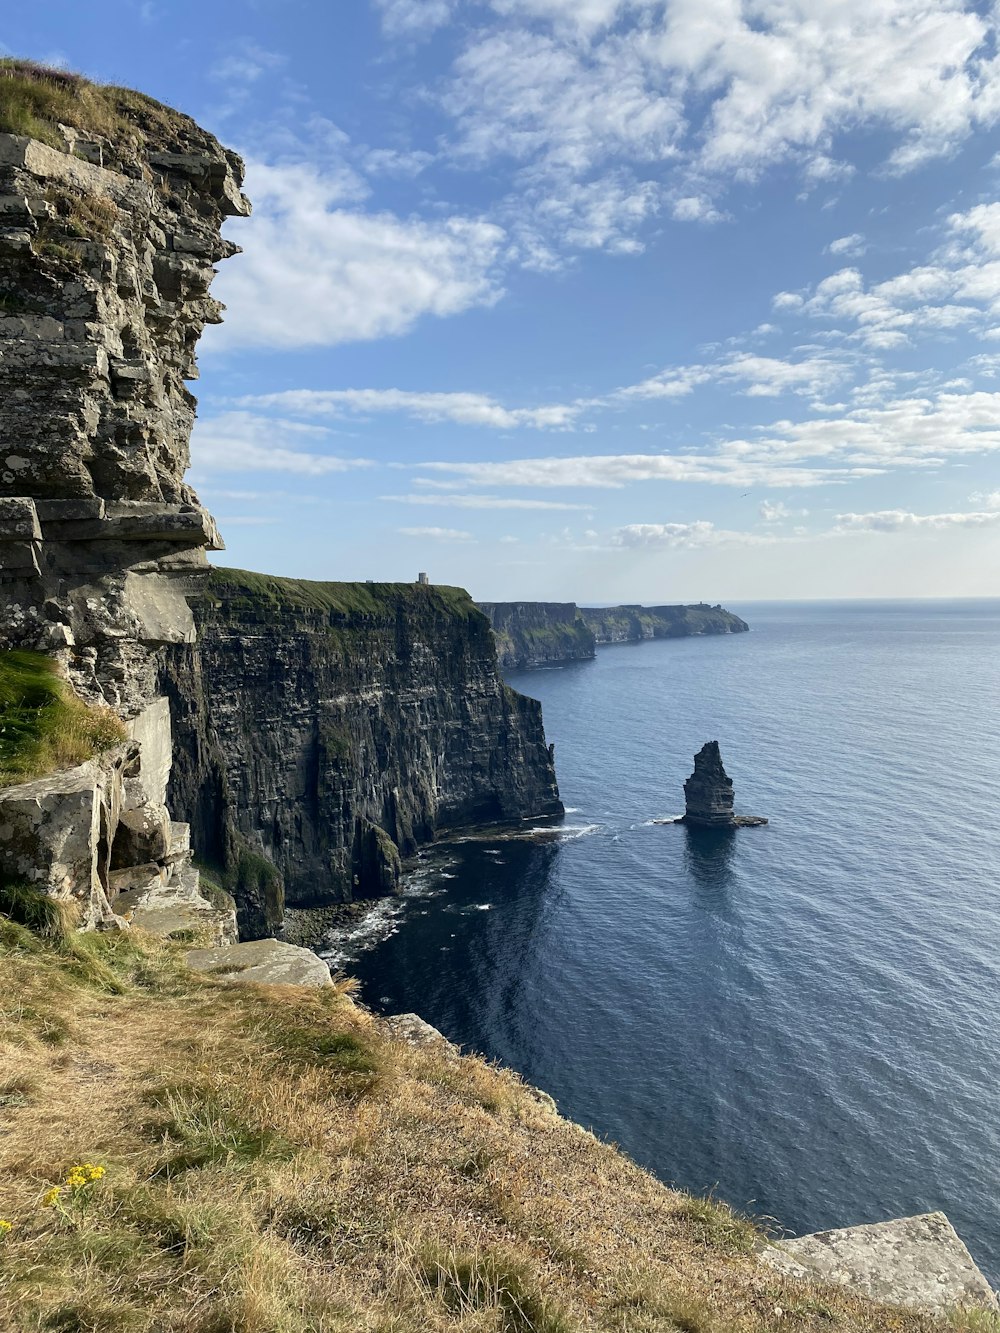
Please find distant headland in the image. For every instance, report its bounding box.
[476,600,749,671]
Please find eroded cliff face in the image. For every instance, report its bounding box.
[0,94,249,717]
[0,70,563,940]
[163,571,563,937]
[0,72,249,929]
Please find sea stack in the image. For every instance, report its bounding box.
[680,742,767,828]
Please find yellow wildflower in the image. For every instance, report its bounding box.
[42,1186,62,1207]
[0,1219,12,1237]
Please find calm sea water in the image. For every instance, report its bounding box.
[321,600,1000,1285]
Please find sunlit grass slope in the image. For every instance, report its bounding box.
[0,910,990,1333]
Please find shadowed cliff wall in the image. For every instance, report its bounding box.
[164,570,563,937]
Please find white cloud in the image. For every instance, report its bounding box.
[374,0,456,35]
[968,489,1000,509]
[828,233,867,258]
[671,195,726,225]
[619,351,852,401]
[445,29,684,175]
[431,0,1000,242]
[611,521,776,548]
[418,452,843,489]
[381,493,590,509]
[489,0,640,36]
[192,412,374,476]
[210,41,285,86]
[759,499,807,522]
[237,387,582,429]
[835,509,1000,531]
[785,205,1000,348]
[532,174,661,252]
[398,526,475,541]
[209,160,505,351]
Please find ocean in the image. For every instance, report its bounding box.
[318,600,1000,1286]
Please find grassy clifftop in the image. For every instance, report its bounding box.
[0,915,984,1333]
[207,566,482,625]
[0,58,202,152]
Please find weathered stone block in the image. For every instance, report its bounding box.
[761,1213,998,1316]
[0,761,111,925]
[0,498,41,541]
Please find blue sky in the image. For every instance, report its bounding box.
[8,1,1000,600]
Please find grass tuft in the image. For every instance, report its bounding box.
[417,1242,573,1333]
[0,650,127,786]
[0,881,79,942]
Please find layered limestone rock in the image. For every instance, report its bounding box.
[163,570,564,938]
[0,72,248,930]
[0,100,248,715]
[679,741,767,828]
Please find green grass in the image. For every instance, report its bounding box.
[0,58,196,153]
[0,651,127,786]
[208,565,479,623]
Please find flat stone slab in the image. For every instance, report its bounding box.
[760,1212,998,1316]
[117,866,236,946]
[382,1012,458,1055]
[186,938,332,988]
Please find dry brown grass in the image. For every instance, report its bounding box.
[0,924,990,1333]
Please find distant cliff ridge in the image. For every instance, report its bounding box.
[477,600,748,669]
[476,601,595,670]
[165,571,563,937]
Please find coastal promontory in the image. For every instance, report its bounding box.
[477,599,748,670]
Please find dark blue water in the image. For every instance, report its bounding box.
[324,600,1000,1285]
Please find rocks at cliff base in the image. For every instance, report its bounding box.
[760,1213,998,1316]
[678,741,767,828]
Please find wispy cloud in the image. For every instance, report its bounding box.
[835,508,1000,532]
[827,233,867,258]
[611,521,778,549]
[398,525,475,541]
[381,493,590,510]
[237,387,582,429]
[192,412,374,476]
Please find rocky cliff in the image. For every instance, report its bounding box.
[0,66,248,928]
[164,570,563,937]
[582,603,749,644]
[477,599,749,670]
[0,65,561,938]
[476,601,595,670]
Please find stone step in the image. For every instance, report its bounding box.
[186,939,332,988]
[122,864,237,946]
